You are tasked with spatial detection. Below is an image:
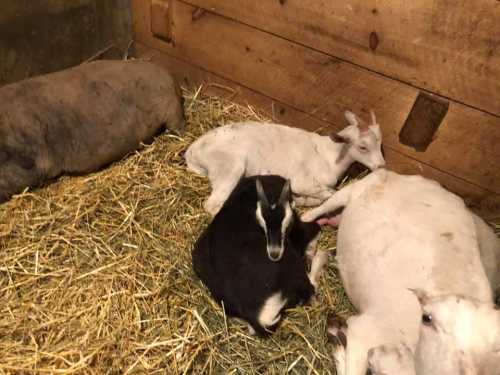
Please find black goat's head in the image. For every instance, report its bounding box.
[255,178,294,262]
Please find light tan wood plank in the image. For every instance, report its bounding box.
[182,0,500,116]
[132,0,500,194]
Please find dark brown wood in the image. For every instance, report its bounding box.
[400,92,449,152]
[0,0,132,86]
[369,32,379,52]
[134,43,500,220]
[132,0,500,195]
[179,0,500,116]
[94,0,133,52]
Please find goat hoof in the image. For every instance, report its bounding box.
[308,294,320,306]
[326,312,347,347]
[247,324,256,336]
[203,199,221,216]
[301,211,316,223]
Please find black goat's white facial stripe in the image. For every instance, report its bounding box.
[281,202,293,245]
[256,201,267,233]
[256,200,293,262]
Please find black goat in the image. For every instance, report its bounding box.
[192,175,322,336]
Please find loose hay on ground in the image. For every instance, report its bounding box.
[0,87,352,374]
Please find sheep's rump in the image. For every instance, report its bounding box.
[0,60,185,203]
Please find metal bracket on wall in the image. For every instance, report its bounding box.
[151,0,173,43]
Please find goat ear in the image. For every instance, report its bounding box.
[330,133,350,144]
[357,117,370,132]
[279,179,291,204]
[256,179,269,207]
[344,111,359,127]
[370,109,377,126]
[408,288,430,307]
[346,110,371,132]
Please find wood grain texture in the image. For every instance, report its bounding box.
[181,0,500,117]
[133,0,500,195]
[134,43,500,220]
[150,0,172,42]
[0,0,132,86]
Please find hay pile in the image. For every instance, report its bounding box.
[0,87,352,374]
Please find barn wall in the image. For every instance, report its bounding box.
[132,0,500,219]
[0,0,132,86]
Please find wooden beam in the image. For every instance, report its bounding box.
[180,0,500,117]
[134,42,500,220]
[132,0,500,195]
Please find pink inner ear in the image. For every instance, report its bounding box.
[360,128,370,134]
[358,123,370,133]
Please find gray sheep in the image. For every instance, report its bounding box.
[0,60,185,202]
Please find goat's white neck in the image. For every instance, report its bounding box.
[317,135,355,185]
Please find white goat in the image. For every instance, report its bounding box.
[367,294,500,375]
[302,169,495,375]
[185,111,385,215]
[414,293,500,375]
[474,213,500,304]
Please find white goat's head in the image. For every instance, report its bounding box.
[255,178,294,262]
[331,110,385,171]
[412,290,500,375]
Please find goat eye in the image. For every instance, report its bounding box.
[422,313,433,325]
[358,145,368,153]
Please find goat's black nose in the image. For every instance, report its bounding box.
[267,246,283,262]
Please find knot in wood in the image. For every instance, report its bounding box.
[369,31,379,51]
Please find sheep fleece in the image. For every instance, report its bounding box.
[0,60,185,202]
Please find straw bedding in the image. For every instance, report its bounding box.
[0,87,354,374]
[2,86,498,374]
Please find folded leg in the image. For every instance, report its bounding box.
[204,161,245,215]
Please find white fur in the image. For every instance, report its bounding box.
[303,169,494,375]
[333,345,347,375]
[255,202,267,233]
[308,250,328,289]
[258,291,288,328]
[472,213,500,294]
[367,343,416,375]
[415,295,500,375]
[247,324,256,336]
[185,112,385,215]
[281,202,293,241]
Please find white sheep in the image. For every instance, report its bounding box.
[302,169,495,375]
[185,111,385,215]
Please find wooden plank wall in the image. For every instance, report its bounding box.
[183,0,500,116]
[0,0,132,86]
[132,0,500,219]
